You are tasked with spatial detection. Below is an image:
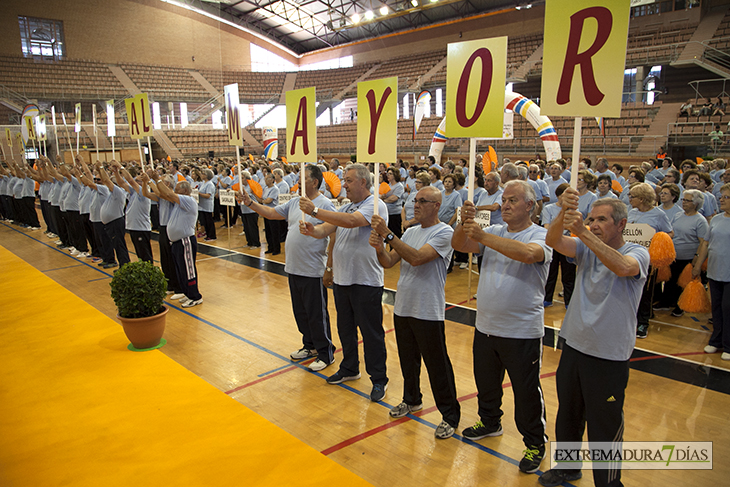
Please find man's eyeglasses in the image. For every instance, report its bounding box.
[414,198,438,204]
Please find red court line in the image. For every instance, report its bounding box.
[225,327,396,395]
[321,370,558,456]
[445,299,471,311]
[629,350,710,362]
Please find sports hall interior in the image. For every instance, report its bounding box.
[1,0,729,485]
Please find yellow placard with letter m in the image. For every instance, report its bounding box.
[540,0,630,117]
[446,37,507,138]
[357,77,398,163]
[124,93,152,139]
[286,87,317,163]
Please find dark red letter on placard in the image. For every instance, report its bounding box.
[227,94,240,141]
[455,48,493,128]
[129,105,139,137]
[366,87,393,155]
[140,102,151,134]
[557,6,613,106]
[291,97,309,155]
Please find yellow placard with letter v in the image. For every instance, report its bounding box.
[357,77,397,164]
[446,37,507,138]
[540,0,630,117]
[286,87,317,163]
[124,93,153,139]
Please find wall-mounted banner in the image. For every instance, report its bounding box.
[286,87,316,162]
[357,77,398,163]
[106,100,116,137]
[263,127,279,161]
[223,83,243,147]
[446,37,507,138]
[74,103,81,133]
[540,0,630,117]
[124,93,153,139]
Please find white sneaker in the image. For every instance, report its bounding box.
[239,231,246,236]
[459,262,468,269]
[69,247,79,255]
[472,256,478,264]
[170,293,186,300]
[181,297,203,308]
[55,240,62,245]
[77,252,89,258]
[722,352,730,361]
[177,294,189,301]
[308,358,334,372]
[705,345,719,354]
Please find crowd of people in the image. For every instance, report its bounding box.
[1,150,729,486]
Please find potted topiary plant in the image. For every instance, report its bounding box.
[110,260,169,350]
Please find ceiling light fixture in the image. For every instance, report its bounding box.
[364,10,375,20]
[352,12,361,23]
[380,6,389,15]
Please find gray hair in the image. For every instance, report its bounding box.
[346,163,372,190]
[273,168,284,178]
[683,189,705,210]
[241,170,251,180]
[591,198,628,224]
[517,165,528,180]
[485,171,501,185]
[504,180,537,215]
[203,169,214,180]
[501,162,519,181]
[176,181,192,195]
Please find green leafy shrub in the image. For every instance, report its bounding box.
[110,261,167,319]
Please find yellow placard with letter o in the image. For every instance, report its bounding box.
[446,37,507,138]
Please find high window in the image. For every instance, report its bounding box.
[19,16,66,61]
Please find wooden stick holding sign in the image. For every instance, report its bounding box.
[300,161,305,222]
[373,162,380,217]
[147,136,153,167]
[61,113,72,153]
[570,117,582,190]
[51,107,59,155]
[137,139,145,173]
[467,137,477,303]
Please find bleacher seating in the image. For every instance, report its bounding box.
[294,64,372,100]
[120,63,210,102]
[198,70,286,103]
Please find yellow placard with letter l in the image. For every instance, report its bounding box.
[357,77,397,163]
[446,37,507,138]
[6,128,12,148]
[286,87,317,162]
[25,117,36,140]
[540,0,630,117]
[223,83,243,147]
[124,93,153,139]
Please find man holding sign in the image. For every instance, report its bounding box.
[452,180,551,474]
[239,165,336,372]
[299,164,389,402]
[369,185,460,439]
[542,192,649,487]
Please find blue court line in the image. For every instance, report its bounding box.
[701,325,710,331]
[42,263,84,273]
[88,276,112,282]
[691,316,699,322]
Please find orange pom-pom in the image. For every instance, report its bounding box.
[656,265,671,283]
[677,263,693,289]
[648,232,676,267]
[678,279,711,314]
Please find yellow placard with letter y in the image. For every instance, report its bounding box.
[540,0,630,117]
[357,77,397,163]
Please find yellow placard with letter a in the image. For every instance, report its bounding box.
[446,37,507,138]
[357,77,397,163]
[285,87,317,163]
[540,0,630,117]
[25,117,36,140]
[124,93,153,139]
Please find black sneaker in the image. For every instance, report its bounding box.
[538,468,582,486]
[370,383,388,402]
[461,421,503,440]
[519,444,545,473]
[636,324,648,339]
[326,370,361,385]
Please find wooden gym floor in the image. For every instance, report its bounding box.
[1,217,728,486]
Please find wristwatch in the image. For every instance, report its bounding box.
[385,233,395,243]
[312,206,319,217]
[325,266,332,272]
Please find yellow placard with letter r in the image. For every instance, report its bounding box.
[540,0,630,117]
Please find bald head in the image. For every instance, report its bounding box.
[414,185,442,226]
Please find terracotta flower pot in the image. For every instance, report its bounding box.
[117,306,169,350]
